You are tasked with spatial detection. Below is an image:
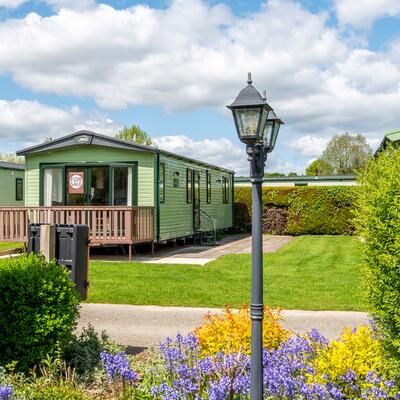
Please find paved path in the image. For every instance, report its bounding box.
[91,235,294,265]
[79,303,368,350]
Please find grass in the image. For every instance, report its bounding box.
[0,242,24,252]
[87,236,367,311]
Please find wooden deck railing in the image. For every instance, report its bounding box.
[0,206,155,247]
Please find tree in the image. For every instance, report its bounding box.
[287,172,298,177]
[0,153,23,164]
[321,133,372,175]
[306,159,334,176]
[115,124,153,146]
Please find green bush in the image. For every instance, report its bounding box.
[65,324,123,379]
[7,355,89,400]
[235,186,357,235]
[0,254,80,370]
[355,147,400,369]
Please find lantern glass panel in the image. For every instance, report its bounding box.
[258,107,270,143]
[234,107,263,140]
[265,121,281,153]
[263,120,274,148]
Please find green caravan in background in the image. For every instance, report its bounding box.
[0,162,25,206]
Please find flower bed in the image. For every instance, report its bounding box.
[1,324,399,399]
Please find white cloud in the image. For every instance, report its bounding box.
[0,0,399,172]
[154,135,247,174]
[0,99,120,151]
[286,135,330,157]
[0,0,346,110]
[154,135,298,175]
[0,0,25,8]
[334,0,400,29]
[44,0,96,11]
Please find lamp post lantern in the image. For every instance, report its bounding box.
[262,108,284,153]
[227,73,283,400]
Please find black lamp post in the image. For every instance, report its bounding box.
[227,73,283,400]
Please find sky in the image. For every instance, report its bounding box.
[0,0,400,175]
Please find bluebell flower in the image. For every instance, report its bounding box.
[0,385,12,400]
[100,351,138,383]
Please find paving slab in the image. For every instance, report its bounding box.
[91,235,294,265]
[79,303,369,350]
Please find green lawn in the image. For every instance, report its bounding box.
[88,236,367,311]
[0,242,24,252]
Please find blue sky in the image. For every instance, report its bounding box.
[0,0,400,175]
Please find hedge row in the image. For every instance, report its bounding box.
[234,186,357,235]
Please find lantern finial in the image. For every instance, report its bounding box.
[247,72,252,85]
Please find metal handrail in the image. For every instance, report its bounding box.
[199,209,217,245]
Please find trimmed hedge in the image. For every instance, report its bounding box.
[354,147,400,371]
[234,186,357,235]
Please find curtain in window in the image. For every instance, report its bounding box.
[44,168,63,206]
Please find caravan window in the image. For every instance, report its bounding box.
[44,168,63,206]
[206,171,211,203]
[222,176,229,203]
[160,163,165,203]
[186,169,192,203]
[113,167,132,206]
[15,178,23,201]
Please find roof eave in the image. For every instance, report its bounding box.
[16,130,235,174]
[17,130,157,156]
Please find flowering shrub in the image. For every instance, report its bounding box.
[0,385,12,400]
[194,305,288,355]
[312,325,384,382]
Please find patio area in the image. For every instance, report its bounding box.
[91,234,294,265]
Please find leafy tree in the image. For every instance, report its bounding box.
[115,124,153,146]
[287,172,298,177]
[321,133,372,175]
[306,159,334,176]
[0,153,23,164]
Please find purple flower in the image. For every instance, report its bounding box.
[100,351,138,383]
[151,330,400,399]
[0,385,12,400]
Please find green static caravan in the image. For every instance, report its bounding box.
[17,130,234,244]
[375,128,400,155]
[0,162,25,206]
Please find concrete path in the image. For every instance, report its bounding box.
[79,303,368,350]
[91,235,294,265]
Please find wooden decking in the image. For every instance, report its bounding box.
[0,206,154,258]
